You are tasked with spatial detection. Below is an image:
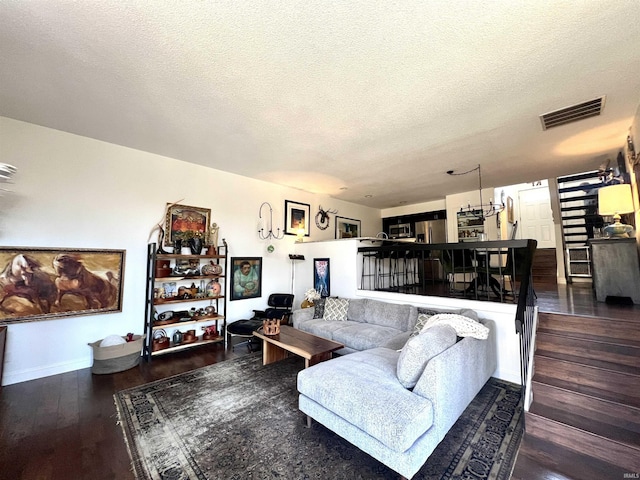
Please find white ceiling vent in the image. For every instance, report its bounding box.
[540,96,606,130]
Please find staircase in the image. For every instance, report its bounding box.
[512,311,640,479]
[556,171,602,282]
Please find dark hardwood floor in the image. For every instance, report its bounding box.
[0,282,638,480]
[0,342,252,480]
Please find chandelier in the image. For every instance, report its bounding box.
[446,164,504,220]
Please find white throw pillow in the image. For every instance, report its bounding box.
[421,313,489,339]
[322,297,349,321]
[397,324,457,389]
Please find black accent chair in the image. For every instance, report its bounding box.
[226,293,294,351]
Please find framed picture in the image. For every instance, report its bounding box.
[335,216,361,239]
[313,258,330,297]
[164,204,211,247]
[507,197,514,224]
[285,200,310,236]
[230,257,262,301]
[0,247,125,324]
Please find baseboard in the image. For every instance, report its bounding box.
[2,357,92,386]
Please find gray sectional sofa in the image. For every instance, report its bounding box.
[294,297,497,479]
[292,297,478,353]
[292,297,417,353]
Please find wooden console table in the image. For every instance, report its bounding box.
[589,238,640,304]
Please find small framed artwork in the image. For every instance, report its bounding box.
[164,204,211,247]
[313,258,330,297]
[507,197,514,224]
[0,247,125,324]
[335,216,361,239]
[230,257,262,300]
[285,200,310,237]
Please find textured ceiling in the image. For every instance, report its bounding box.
[1,1,640,208]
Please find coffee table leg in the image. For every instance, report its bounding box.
[306,352,332,368]
[262,340,288,365]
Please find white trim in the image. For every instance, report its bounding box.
[2,357,92,386]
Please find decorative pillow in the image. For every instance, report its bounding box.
[411,308,479,337]
[397,324,457,388]
[421,313,489,340]
[322,297,349,321]
[410,313,435,338]
[312,298,326,319]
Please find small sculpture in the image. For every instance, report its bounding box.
[262,318,281,335]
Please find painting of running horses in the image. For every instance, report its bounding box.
[0,247,125,324]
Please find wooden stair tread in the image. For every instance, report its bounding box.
[537,312,640,344]
[525,411,640,471]
[513,434,629,480]
[532,370,640,409]
[536,328,640,348]
[528,402,640,449]
[537,327,640,348]
[535,337,640,375]
[531,380,640,431]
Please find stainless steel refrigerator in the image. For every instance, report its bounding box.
[415,220,447,281]
[415,220,447,244]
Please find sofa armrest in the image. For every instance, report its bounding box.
[292,307,315,328]
[412,319,497,439]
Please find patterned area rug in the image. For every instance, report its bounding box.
[115,354,522,479]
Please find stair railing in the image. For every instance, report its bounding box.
[513,239,538,411]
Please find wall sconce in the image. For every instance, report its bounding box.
[598,183,635,237]
[258,202,284,240]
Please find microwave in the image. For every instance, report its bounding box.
[389,223,412,238]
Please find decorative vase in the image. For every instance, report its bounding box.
[173,239,182,252]
[206,245,217,256]
[301,299,314,308]
[189,237,203,255]
[207,279,222,297]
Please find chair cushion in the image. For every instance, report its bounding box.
[227,319,262,335]
[397,324,457,388]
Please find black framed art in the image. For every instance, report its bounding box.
[230,257,262,300]
[335,216,361,239]
[285,200,310,236]
[313,258,330,297]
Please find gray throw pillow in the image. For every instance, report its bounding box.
[313,298,326,319]
[323,297,349,321]
[397,324,457,389]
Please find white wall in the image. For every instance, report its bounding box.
[0,116,381,385]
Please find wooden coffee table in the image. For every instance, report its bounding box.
[253,325,344,368]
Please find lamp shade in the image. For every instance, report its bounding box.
[598,184,634,216]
